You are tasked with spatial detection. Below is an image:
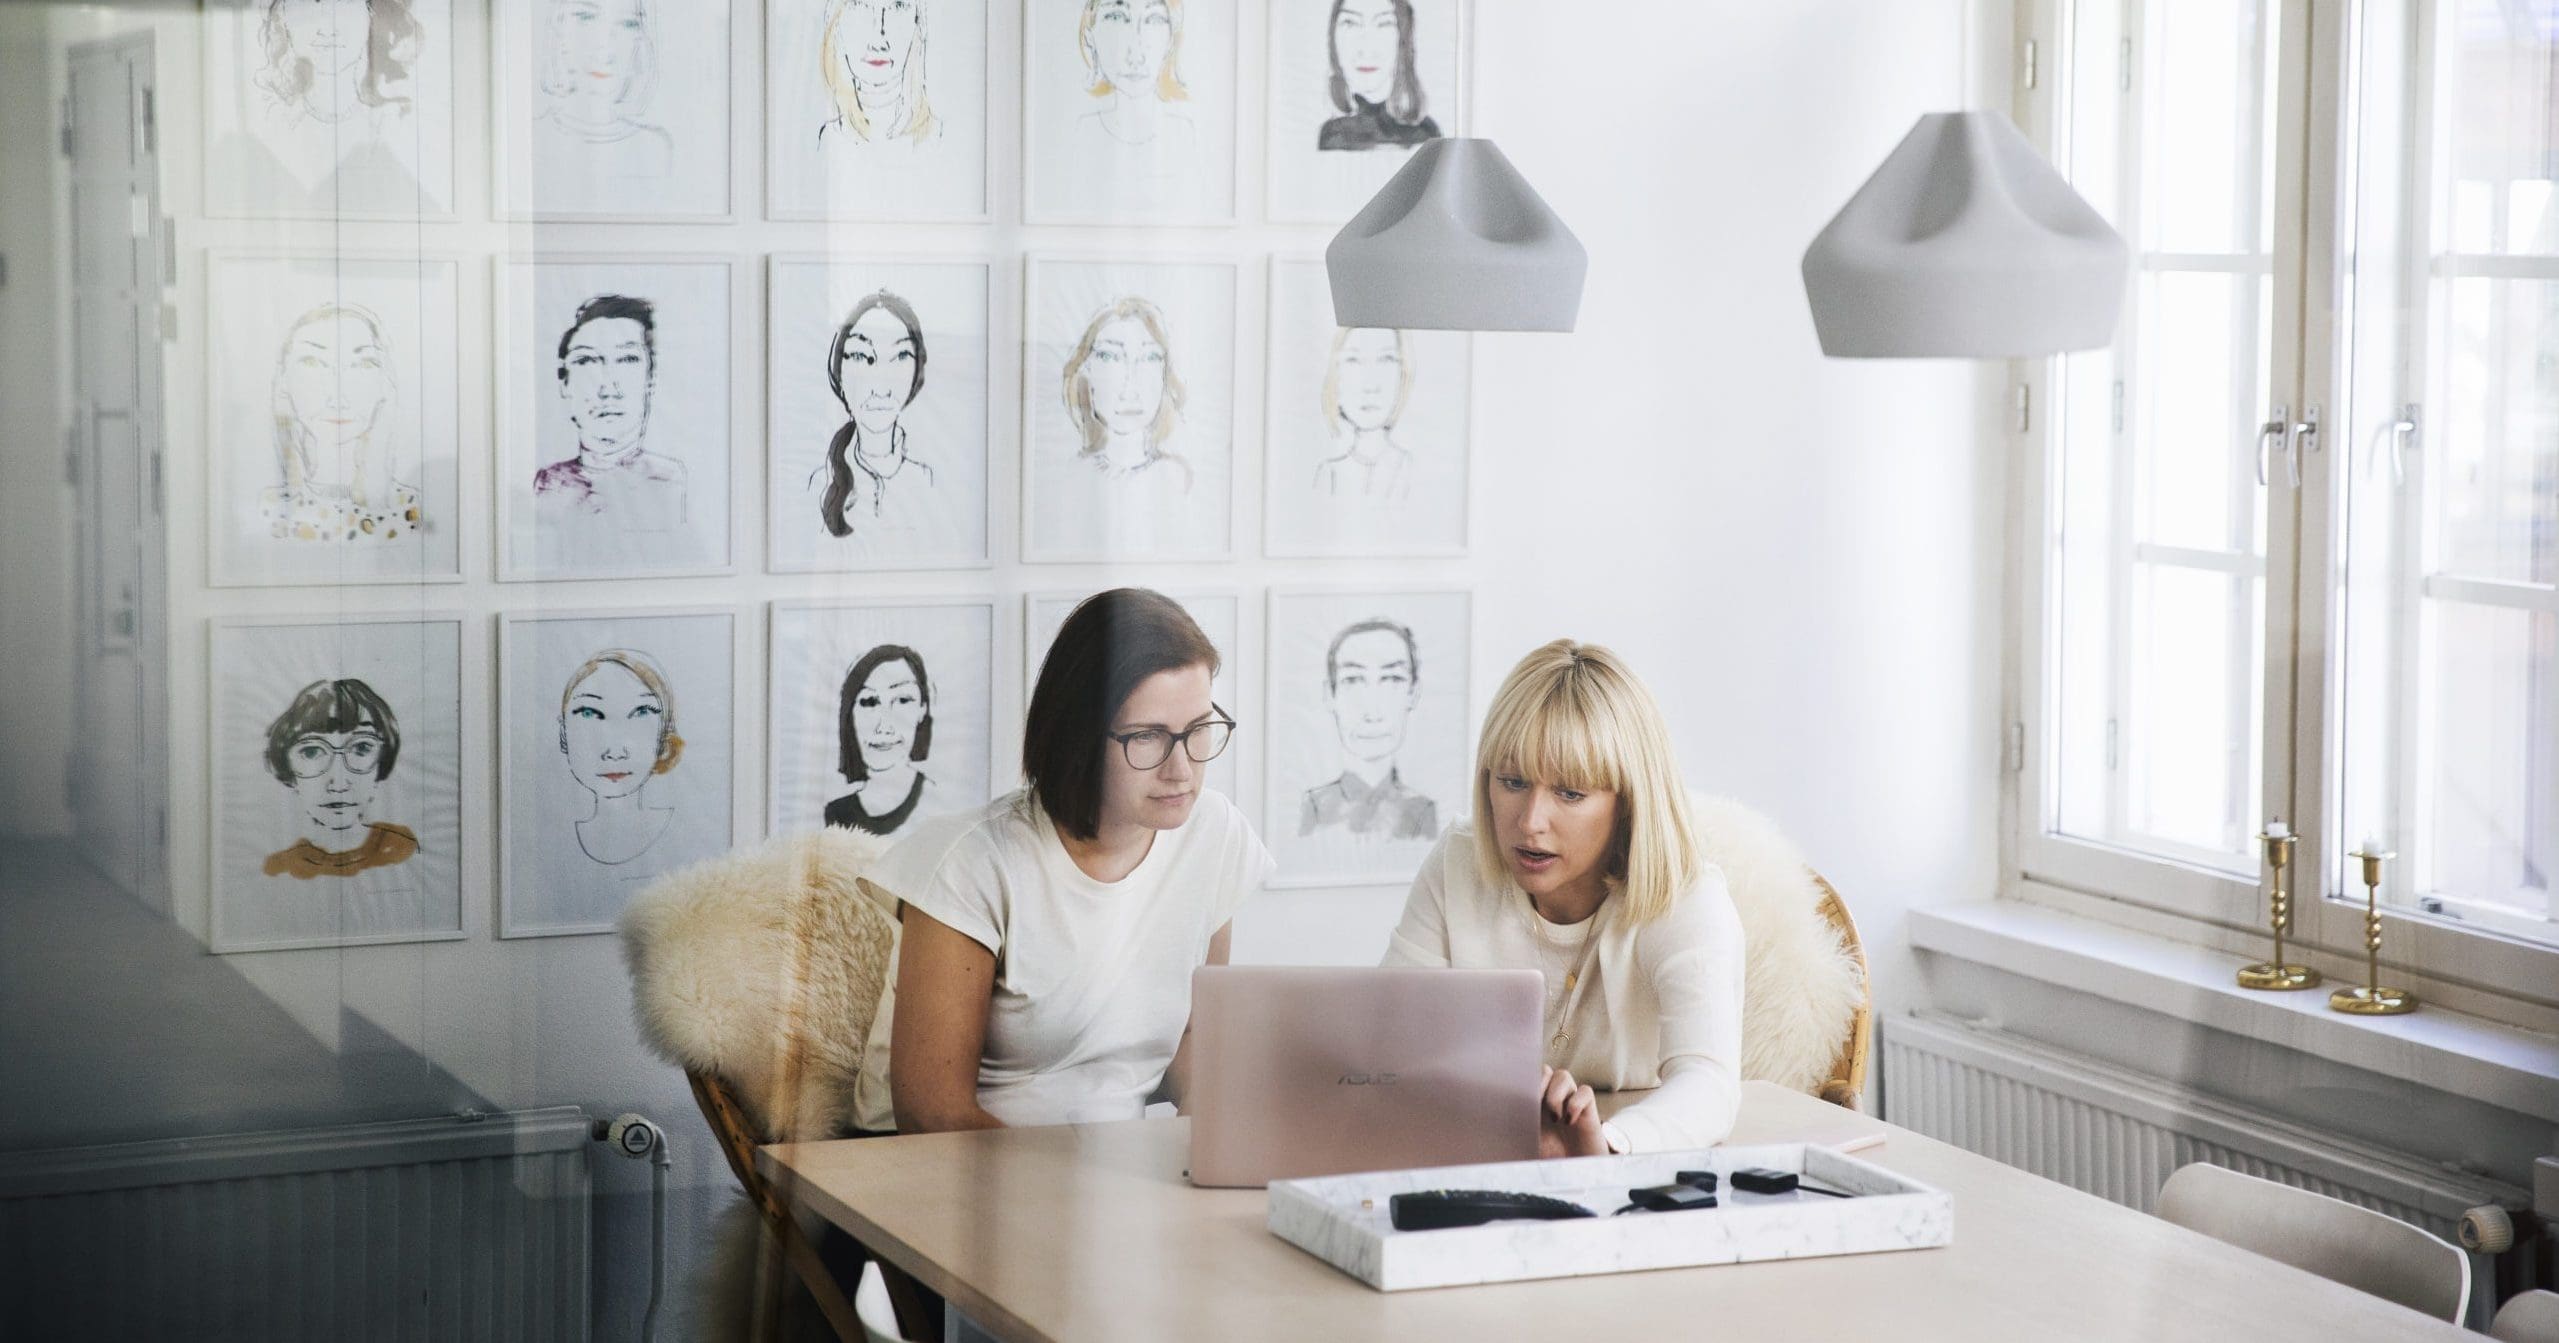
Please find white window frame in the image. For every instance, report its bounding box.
[2002,0,2559,1026]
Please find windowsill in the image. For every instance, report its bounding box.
[1909,901,2559,1123]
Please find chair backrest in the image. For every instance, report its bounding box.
[1808,874,1872,1109]
[622,828,898,1142]
[2156,1162,2471,1323]
[1689,794,1871,1108]
[2493,1290,2559,1343]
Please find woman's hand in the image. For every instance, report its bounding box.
[1536,1065,1609,1159]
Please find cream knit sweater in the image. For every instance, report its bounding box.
[1382,823,1745,1153]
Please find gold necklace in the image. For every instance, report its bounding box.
[1528,891,1608,1059]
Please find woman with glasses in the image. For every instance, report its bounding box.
[877,587,1269,1132]
[260,676,417,879]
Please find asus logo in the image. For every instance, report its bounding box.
[1336,1073,1399,1086]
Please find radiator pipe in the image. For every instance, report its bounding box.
[597,1113,673,1343]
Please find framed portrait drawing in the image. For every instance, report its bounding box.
[209,613,467,952]
[1264,259,1470,557]
[499,608,738,938]
[766,0,991,221]
[1022,256,1238,563]
[495,256,735,581]
[1264,0,1462,221]
[768,599,995,842]
[206,251,463,587]
[1264,588,1470,888]
[767,256,991,573]
[201,0,457,219]
[1026,589,1243,799]
[1022,0,1238,224]
[492,0,734,219]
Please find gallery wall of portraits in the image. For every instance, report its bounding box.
[168,0,1477,954]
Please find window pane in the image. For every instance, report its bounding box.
[2418,601,2556,925]
[2433,278,2559,586]
[2044,0,2275,879]
[2439,0,2559,257]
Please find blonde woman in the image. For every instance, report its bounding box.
[1071,0,1197,159]
[263,303,423,544]
[1383,639,1744,1156]
[1060,296,1191,491]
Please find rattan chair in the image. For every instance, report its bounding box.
[1809,874,1873,1110]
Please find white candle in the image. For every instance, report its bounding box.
[2360,833,2386,855]
[2263,820,2290,840]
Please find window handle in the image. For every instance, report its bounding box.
[2256,404,2291,487]
[2284,407,2318,488]
[2383,404,2419,485]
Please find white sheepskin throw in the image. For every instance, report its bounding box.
[1689,794,1869,1096]
[620,827,898,1143]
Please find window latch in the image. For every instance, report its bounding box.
[2255,404,2290,487]
[2382,405,2419,485]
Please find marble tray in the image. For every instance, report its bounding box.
[1266,1142,1952,1291]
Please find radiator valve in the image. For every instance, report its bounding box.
[598,1113,665,1160]
[2461,1205,2516,1255]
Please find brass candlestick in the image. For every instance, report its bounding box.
[2331,846,2416,1015]
[2237,824,2320,990]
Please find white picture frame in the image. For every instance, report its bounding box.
[208,612,469,952]
[498,607,740,938]
[1021,255,1240,563]
[1263,0,1464,222]
[494,255,737,581]
[1263,258,1471,557]
[1021,0,1239,224]
[491,0,735,220]
[1264,588,1471,888]
[767,255,993,574]
[767,598,997,842]
[1025,588,1245,799]
[206,250,464,588]
[766,0,993,221]
[201,0,458,220]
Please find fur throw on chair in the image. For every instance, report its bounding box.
[621,827,898,1142]
[1690,794,1869,1097]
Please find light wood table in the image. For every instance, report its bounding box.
[761,1080,2473,1342]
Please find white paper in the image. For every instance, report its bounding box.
[1023,0,1237,222]
[1262,0,1461,220]
[500,610,737,936]
[768,601,996,840]
[1024,257,1237,561]
[498,258,733,579]
[1264,260,1470,556]
[210,616,464,950]
[207,253,462,586]
[203,0,455,218]
[1265,590,1470,886]
[767,0,991,219]
[768,258,992,572]
[493,0,733,218]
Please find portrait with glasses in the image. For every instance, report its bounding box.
[213,617,465,952]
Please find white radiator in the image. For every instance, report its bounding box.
[0,1107,592,1342]
[1881,1012,2525,1246]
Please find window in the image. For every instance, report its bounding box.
[2012,0,2559,1010]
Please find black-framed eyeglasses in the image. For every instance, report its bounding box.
[1107,707,1236,770]
[285,733,385,779]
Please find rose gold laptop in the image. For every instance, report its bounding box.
[1184,966,1544,1188]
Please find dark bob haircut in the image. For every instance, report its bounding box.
[263,678,402,784]
[1023,588,1220,842]
[555,293,658,384]
[838,643,933,782]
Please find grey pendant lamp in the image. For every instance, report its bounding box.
[1802,110,2129,358]
[1326,137,1589,332]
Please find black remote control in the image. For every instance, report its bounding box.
[1388,1189,1599,1231]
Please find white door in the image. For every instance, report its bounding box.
[66,33,168,913]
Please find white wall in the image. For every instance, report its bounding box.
[1234,1,2006,1032]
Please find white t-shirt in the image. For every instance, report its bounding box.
[857,788,1272,1129]
[1383,822,1746,1153]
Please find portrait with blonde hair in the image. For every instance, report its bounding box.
[1025,0,1236,222]
[1025,258,1237,561]
[818,0,940,147]
[501,611,736,937]
[769,0,988,219]
[205,0,456,217]
[260,301,423,546]
[1382,638,1747,1160]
